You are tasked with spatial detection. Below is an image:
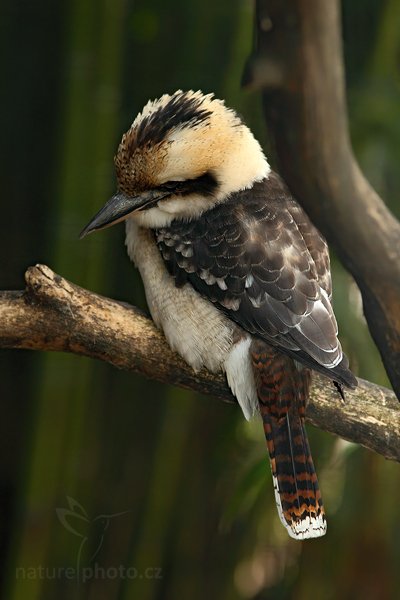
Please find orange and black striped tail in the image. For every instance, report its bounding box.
[251,340,326,540]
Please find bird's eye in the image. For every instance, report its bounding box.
[159,172,218,197]
[160,180,186,193]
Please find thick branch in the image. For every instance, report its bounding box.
[1,265,399,461]
[243,0,400,397]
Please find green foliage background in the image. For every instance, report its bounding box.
[0,1,399,598]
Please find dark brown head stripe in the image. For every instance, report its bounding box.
[132,92,213,151]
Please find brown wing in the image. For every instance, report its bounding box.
[156,173,356,386]
[287,199,332,300]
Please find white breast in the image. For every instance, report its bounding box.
[125,218,259,419]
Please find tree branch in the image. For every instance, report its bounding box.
[243,0,400,398]
[1,264,399,462]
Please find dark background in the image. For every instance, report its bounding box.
[0,1,399,598]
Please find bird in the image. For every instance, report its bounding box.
[80,90,358,540]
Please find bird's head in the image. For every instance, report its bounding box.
[80,90,269,235]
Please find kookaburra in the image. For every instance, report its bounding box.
[80,90,357,540]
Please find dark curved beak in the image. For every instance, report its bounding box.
[79,189,170,239]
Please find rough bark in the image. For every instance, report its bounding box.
[243,0,400,399]
[1,264,398,462]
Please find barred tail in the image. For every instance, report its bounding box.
[251,340,326,540]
